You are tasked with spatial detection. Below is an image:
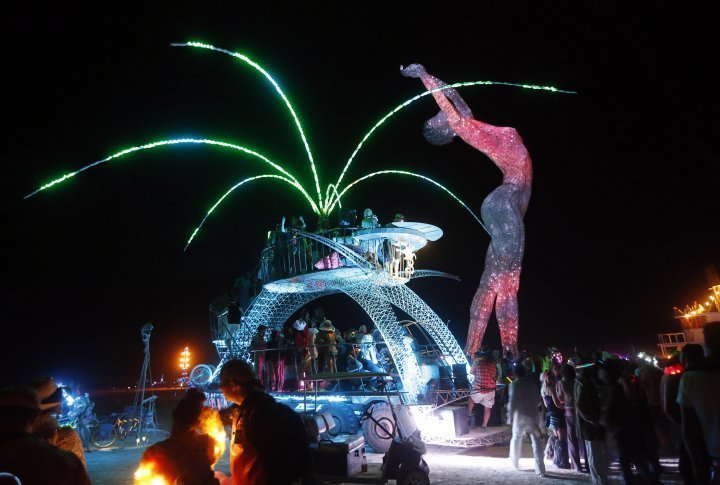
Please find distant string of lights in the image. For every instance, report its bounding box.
[674,284,720,318]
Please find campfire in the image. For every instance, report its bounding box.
[133,461,167,485]
[133,406,227,484]
[199,407,227,466]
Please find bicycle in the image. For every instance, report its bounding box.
[91,414,143,448]
[91,396,159,448]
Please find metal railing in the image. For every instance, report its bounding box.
[257,228,420,284]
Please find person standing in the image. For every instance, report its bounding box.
[678,321,720,484]
[315,320,338,373]
[507,364,546,476]
[402,63,532,357]
[663,344,704,484]
[293,311,312,390]
[219,359,312,484]
[558,363,585,472]
[249,325,268,388]
[265,329,284,392]
[468,348,496,428]
[541,371,570,469]
[575,362,609,485]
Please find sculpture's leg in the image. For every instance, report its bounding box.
[468,281,496,356]
[495,270,521,357]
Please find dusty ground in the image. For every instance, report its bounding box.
[86,435,683,484]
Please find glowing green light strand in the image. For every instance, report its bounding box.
[172,42,323,208]
[23,138,318,214]
[328,81,576,211]
[325,184,342,211]
[331,170,488,234]
[185,174,300,251]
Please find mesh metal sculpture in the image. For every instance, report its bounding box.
[402,64,532,357]
[211,230,470,404]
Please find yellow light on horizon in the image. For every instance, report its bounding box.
[179,346,191,371]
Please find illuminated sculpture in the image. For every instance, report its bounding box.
[402,64,532,357]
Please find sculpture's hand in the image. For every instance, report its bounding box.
[400,63,426,78]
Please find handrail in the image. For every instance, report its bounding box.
[294,230,374,271]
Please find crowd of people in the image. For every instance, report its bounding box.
[468,321,720,483]
[248,306,389,393]
[3,320,717,484]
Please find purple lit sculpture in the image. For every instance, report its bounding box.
[402,64,532,357]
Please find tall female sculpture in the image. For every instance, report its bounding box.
[401,64,532,357]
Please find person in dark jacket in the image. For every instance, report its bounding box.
[219,359,313,485]
[575,362,609,485]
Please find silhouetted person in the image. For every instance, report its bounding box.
[508,364,546,476]
[575,362,609,485]
[219,359,312,485]
[678,322,720,484]
[139,388,219,484]
[0,387,91,485]
[663,343,704,484]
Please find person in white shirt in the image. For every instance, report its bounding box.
[507,364,546,476]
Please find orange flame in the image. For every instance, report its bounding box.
[199,407,227,466]
[134,461,168,485]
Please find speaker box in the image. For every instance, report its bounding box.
[313,436,365,477]
[438,365,454,390]
[434,406,469,437]
[452,363,470,390]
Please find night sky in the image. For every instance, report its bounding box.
[4,4,717,389]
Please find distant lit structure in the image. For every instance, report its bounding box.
[179,346,191,385]
[658,283,720,357]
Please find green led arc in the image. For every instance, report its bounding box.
[23,138,318,214]
[325,183,343,211]
[172,42,323,208]
[331,169,489,234]
[185,174,300,251]
[327,80,576,212]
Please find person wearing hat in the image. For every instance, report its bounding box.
[219,359,313,485]
[28,377,87,466]
[0,387,91,484]
[292,309,313,390]
[468,347,497,428]
[315,319,338,373]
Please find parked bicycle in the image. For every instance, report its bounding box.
[91,395,159,448]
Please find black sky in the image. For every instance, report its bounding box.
[3,4,717,389]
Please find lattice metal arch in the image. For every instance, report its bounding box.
[212,231,470,403]
[213,270,470,404]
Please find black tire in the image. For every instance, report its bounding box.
[362,402,396,453]
[91,422,118,448]
[319,403,359,437]
[397,466,430,485]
